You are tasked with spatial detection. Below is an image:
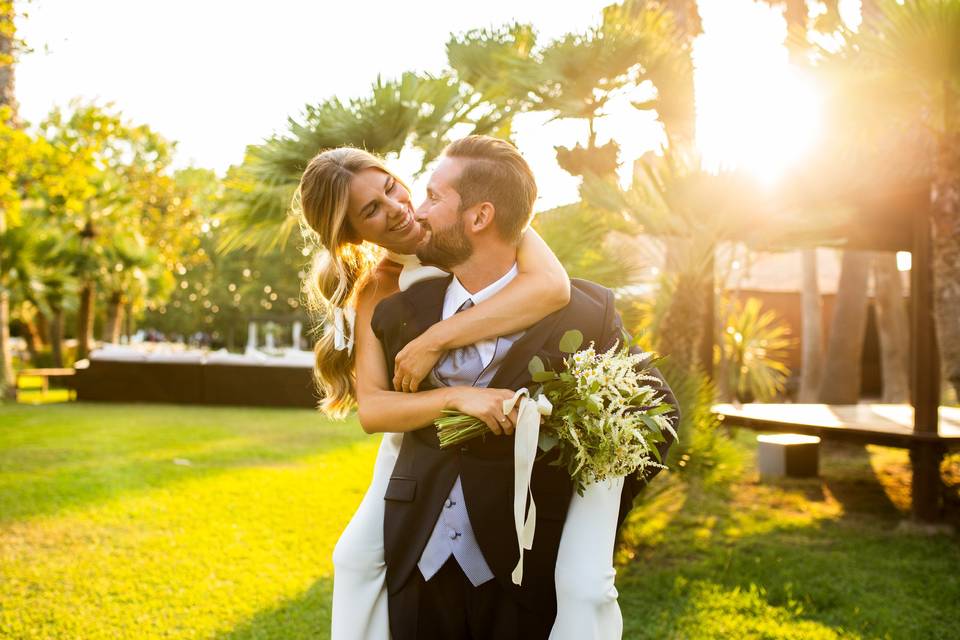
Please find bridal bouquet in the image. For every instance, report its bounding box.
[435,330,677,494]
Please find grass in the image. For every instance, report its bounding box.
[617,431,960,639]
[1,403,958,638]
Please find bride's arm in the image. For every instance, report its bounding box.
[354,275,518,434]
[393,228,570,392]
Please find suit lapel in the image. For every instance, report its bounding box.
[403,275,451,341]
[396,273,567,391]
[488,305,567,390]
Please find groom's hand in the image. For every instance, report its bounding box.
[447,387,520,436]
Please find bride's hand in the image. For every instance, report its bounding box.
[447,387,520,436]
[393,332,445,393]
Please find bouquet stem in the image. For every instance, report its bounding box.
[435,411,490,448]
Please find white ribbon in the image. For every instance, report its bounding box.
[503,387,553,585]
[331,306,356,355]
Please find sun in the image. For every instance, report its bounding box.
[693,0,825,186]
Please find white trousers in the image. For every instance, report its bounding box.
[330,433,401,640]
[331,434,624,640]
[549,475,624,640]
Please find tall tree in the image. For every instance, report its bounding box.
[757,0,830,401]
[825,0,960,399]
[818,249,872,403]
[33,103,187,359]
[0,0,20,397]
[873,252,910,402]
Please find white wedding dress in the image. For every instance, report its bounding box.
[330,253,624,640]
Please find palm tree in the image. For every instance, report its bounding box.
[221,66,528,255]
[826,0,960,399]
[585,145,835,371]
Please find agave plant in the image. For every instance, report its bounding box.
[716,296,794,403]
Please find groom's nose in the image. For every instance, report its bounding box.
[414,202,430,222]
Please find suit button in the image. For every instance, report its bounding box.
[447,528,458,540]
[445,499,454,509]
[460,446,469,453]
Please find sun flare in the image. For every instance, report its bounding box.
[693,0,825,185]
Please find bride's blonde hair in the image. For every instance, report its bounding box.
[297,147,406,418]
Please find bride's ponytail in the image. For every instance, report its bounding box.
[297,148,394,418]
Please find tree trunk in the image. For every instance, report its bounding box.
[0,4,16,114]
[931,131,960,400]
[0,3,17,398]
[0,289,13,397]
[872,252,910,402]
[21,311,40,364]
[798,249,824,401]
[818,250,872,403]
[77,282,95,360]
[49,306,64,368]
[658,271,706,373]
[34,308,49,346]
[103,292,123,343]
[123,303,133,343]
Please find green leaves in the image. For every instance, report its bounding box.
[538,432,559,452]
[559,329,583,353]
[528,355,545,376]
[529,354,557,382]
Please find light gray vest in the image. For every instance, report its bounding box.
[417,299,523,586]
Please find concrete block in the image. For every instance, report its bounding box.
[757,433,820,478]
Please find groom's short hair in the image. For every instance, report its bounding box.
[443,135,537,244]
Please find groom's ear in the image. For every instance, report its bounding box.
[468,202,496,234]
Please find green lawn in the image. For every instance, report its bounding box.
[0,403,957,639]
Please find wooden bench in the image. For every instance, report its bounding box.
[712,403,960,449]
[712,403,960,519]
[16,368,76,399]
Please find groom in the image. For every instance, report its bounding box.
[371,135,678,639]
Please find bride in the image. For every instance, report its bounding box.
[298,145,627,639]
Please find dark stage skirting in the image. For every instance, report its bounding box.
[73,360,318,408]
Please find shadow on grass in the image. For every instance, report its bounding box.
[0,403,368,524]
[217,577,333,640]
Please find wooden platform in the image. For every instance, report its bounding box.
[712,403,960,450]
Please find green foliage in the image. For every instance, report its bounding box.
[221,66,529,255]
[655,358,744,489]
[26,102,200,319]
[559,329,584,353]
[716,297,794,403]
[555,140,621,178]
[143,169,307,345]
[532,201,641,288]
[846,0,960,138]
[446,22,539,121]
[0,106,39,228]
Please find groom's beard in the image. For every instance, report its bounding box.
[416,215,473,270]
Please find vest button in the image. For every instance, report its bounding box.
[445,499,454,509]
[447,528,458,540]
